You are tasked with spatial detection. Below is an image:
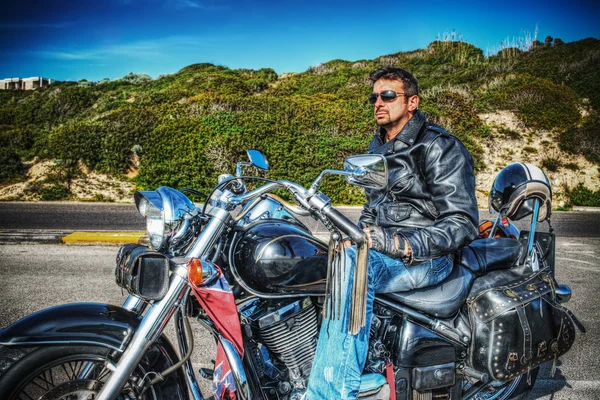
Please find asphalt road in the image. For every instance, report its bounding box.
[2,202,600,238]
[1,202,599,398]
[1,238,599,399]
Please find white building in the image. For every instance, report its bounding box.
[0,77,53,90]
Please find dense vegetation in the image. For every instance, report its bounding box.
[1,37,599,205]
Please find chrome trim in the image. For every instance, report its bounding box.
[0,339,124,352]
[135,187,198,254]
[95,272,189,400]
[122,295,147,315]
[489,213,501,239]
[176,310,205,400]
[254,298,312,329]
[135,190,163,216]
[186,207,231,259]
[195,316,252,399]
[235,195,305,227]
[556,284,572,303]
[343,154,388,190]
[219,337,251,400]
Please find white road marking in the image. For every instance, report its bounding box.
[556,257,597,266]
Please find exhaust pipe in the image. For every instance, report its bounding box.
[555,284,572,303]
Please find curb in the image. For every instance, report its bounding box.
[572,206,600,212]
[61,231,146,245]
[0,230,68,244]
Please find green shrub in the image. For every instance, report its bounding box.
[24,180,70,201]
[476,74,581,130]
[541,157,561,172]
[92,193,112,202]
[496,126,521,139]
[0,146,25,182]
[563,162,579,171]
[560,112,600,164]
[514,38,600,110]
[564,183,600,206]
[38,184,71,201]
[420,88,486,169]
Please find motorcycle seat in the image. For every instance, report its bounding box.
[381,264,474,319]
[457,238,522,277]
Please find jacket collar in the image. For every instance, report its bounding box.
[375,109,427,147]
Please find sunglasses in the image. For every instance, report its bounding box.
[368,90,406,104]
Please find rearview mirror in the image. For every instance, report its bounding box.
[247,149,269,170]
[344,154,387,190]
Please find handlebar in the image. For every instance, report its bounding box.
[320,206,366,244]
[225,178,366,245]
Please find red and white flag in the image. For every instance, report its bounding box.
[191,262,244,400]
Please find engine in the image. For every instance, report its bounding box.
[240,297,319,399]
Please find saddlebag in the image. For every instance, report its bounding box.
[467,268,584,381]
[115,244,170,301]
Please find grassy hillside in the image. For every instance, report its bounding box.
[1,37,599,206]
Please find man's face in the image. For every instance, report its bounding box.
[372,79,418,134]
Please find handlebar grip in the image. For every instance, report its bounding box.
[321,206,366,244]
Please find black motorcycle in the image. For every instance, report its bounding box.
[0,151,584,400]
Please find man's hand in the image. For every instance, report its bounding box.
[364,226,408,259]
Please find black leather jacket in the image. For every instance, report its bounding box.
[359,110,479,264]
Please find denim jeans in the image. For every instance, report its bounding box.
[306,247,453,399]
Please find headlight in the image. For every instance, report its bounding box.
[146,204,166,250]
[134,187,197,254]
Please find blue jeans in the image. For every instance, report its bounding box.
[306,247,453,399]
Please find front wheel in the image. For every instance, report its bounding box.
[0,345,160,400]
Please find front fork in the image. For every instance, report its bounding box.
[96,265,190,400]
[96,206,237,400]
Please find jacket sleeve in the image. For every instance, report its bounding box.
[401,135,479,262]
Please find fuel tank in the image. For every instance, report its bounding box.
[230,198,328,297]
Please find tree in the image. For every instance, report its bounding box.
[554,38,565,46]
[544,36,553,47]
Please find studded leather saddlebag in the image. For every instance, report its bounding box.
[467,268,584,381]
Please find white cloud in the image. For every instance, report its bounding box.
[30,35,234,61]
[179,0,201,8]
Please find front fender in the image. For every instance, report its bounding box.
[0,303,139,351]
[0,302,189,399]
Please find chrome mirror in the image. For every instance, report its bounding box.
[247,149,269,170]
[344,154,388,190]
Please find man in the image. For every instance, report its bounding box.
[306,67,479,399]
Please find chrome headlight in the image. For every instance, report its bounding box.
[134,187,198,254]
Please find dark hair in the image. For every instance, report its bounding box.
[369,67,419,97]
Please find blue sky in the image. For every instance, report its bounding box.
[1,0,598,82]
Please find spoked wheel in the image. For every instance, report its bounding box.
[0,345,157,400]
[463,368,538,400]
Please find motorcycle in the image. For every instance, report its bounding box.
[0,150,584,400]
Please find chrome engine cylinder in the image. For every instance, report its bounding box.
[243,298,319,378]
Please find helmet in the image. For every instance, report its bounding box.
[489,163,552,222]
